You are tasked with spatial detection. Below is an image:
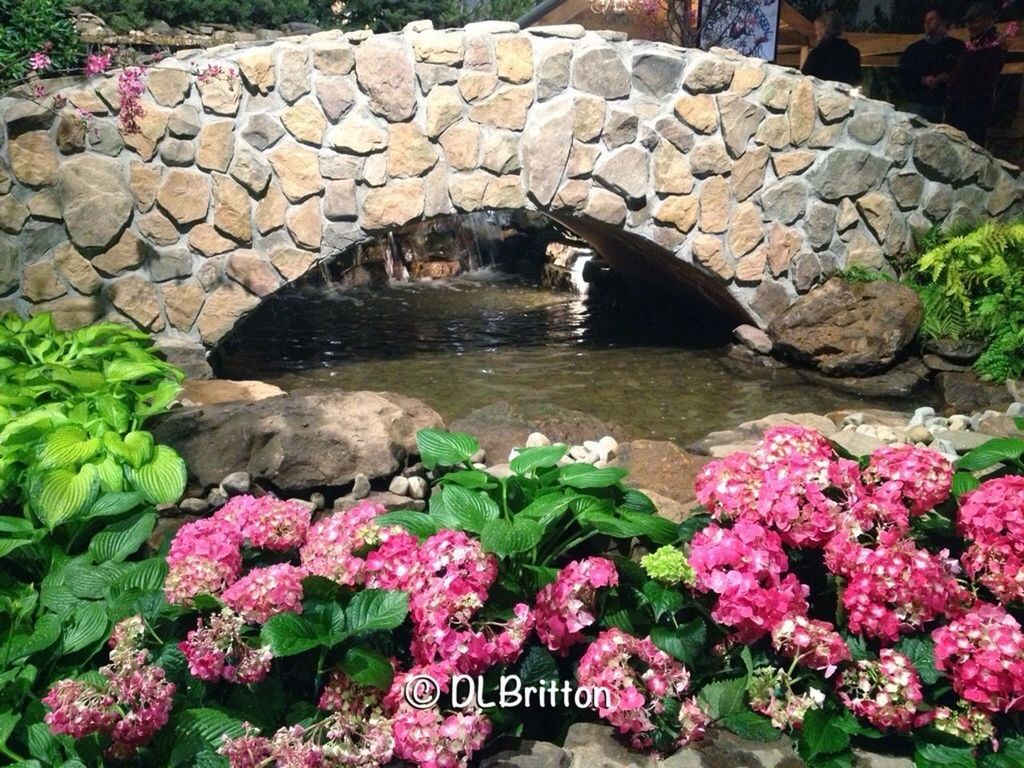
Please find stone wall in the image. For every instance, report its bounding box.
[1,20,1022,359]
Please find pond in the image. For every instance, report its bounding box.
[213,267,930,446]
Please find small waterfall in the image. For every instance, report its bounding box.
[464,211,505,271]
[385,231,409,283]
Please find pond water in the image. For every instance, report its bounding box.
[213,269,930,447]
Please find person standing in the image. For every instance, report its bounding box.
[899,8,965,123]
[946,2,1007,146]
[801,11,862,87]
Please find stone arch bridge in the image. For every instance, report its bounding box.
[1,20,1022,362]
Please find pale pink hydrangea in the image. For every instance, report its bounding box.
[836,650,925,731]
[932,703,996,747]
[391,706,491,768]
[576,628,692,751]
[533,557,619,655]
[164,517,243,604]
[179,608,273,684]
[861,444,952,517]
[214,494,311,551]
[301,501,403,586]
[771,614,851,672]
[412,602,534,674]
[933,603,1024,714]
[829,537,969,642]
[221,563,306,624]
[958,476,1024,604]
[676,696,711,745]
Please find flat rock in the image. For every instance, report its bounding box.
[936,371,1015,414]
[151,389,444,493]
[689,412,838,456]
[178,379,287,406]
[797,358,930,398]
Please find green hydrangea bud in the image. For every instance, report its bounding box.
[640,546,695,586]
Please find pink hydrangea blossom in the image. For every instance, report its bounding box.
[42,679,118,739]
[164,517,243,604]
[933,603,1024,714]
[830,537,969,642]
[301,501,403,586]
[214,494,311,551]
[534,557,619,655]
[391,706,491,768]
[221,563,306,624]
[576,628,692,751]
[861,444,952,517]
[836,650,925,731]
[771,614,850,672]
[179,608,273,684]
[958,476,1024,604]
[28,51,52,71]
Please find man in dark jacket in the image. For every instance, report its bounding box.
[801,11,861,86]
[946,2,1007,146]
[899,8,964,122]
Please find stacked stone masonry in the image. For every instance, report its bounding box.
[1,20,1022,352]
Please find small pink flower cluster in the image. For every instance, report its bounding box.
[861,444,952,517]
[28,49,52,72]
[836,650,925,731]
[771,614,850,672]
[301,502,405,586]
[958,476,1024,604]
[534,557,619,655]
[576,628,694,751]
[179,608,273,684]
[84,48,114,76]
[44,617,176,758]
[933,603,1024,714]
[165,494,312,609]
[117,66,148,134]
[932,702,996,747]
[688,519,808,642]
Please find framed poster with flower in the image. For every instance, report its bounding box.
[698,0,782,62]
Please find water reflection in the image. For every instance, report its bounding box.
[214,271,924,446]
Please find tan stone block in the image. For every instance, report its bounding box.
[324,179,357,221]
[573,95,605,142]
[584,188,626,225]
[30,295,101,329]
[188,224,236,256]
[414,31,465,66]
[147,68,191,107]
[0,195,29,234]
[237,49,275,94]
[198,282,259,344]
[130,163,162,212]
[766,223,802,276]
[480,131,520,174]
[448,172,489,212]
[27,189,61,222]
[727,201,764,257]
[652,142,694,195]
[732,66,766,95]
[286,198,323,250]
[773,150,815,178]
[731,146,769,202]
[107,273,164,330]
[197,71,242,116]
[469,85,534,130]
[255,182,289,235]
[282,98,327,147]
[67,88,107,114]
[138,210,180,246]
[692,234,734,279]
[164,281,205,331]
[227,251,282,297]
[699,176,730,234]
[362,180,425,230]
[157,170,210,226]
[495,36,534,84]
[673,94,718,134]
[312,41,355,75]
[424,86,465,138]
[736,248,767,283]
[268,144,324,202]
[566,142,600,179]
[270,246,318,281]
[197,120,235,173]
[653,195,698,232]
[327,111,388,154]
[9,131,59,187]
[57,111,87,154]
[553,180,589,210]
[459,72,499,103]
[92,230,149,277]
[788,79,816,145]
[388,123,438,178]
[23,260,67,302]
[482,175,526,208]
[439,122,481,171]
[121,105,171,162]
[213,174,252,244]
[46,248,99,295]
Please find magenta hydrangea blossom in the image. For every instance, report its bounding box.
[837,650,926,731]
[221,563,306,624]
[958,475,1024,604]
[534,556,619,655]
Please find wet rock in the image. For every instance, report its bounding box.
[923,338,986,364]
[769,279,922,376]
[936,371,1015,414]
[351,473,371,499]
[151,390,444,495]
[220,471,251,495]
[797,358,930,399]
[480,739,570,768]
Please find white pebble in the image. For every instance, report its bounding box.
[558,455,574,466]
[1008,402,1024,417]
[472,462,487,470]
[949,415,969,431]
[844,413,865,426]
[525,432,551,448]
[909,406,936,427]
[855,424,876,436]
[471,448,487,463]
[389,476,411,496]
[597,436,619,460]
[584,451,601,464]
[594,460,609,469]
[583,440,600,452]
[876,426,896,442]
[407,476,429,500]
[569,445,589,461]
[508,448,521,462]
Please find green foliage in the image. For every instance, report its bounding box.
[0,0,82,87]
[76,0,336,33]
[0,313,185,765]
[908,220,1024,382]
[837,265,893,284]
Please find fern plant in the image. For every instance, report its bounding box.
[908,221,1024,383]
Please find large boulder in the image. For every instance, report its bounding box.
[769,278,923,376]
[150,389,444,493]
